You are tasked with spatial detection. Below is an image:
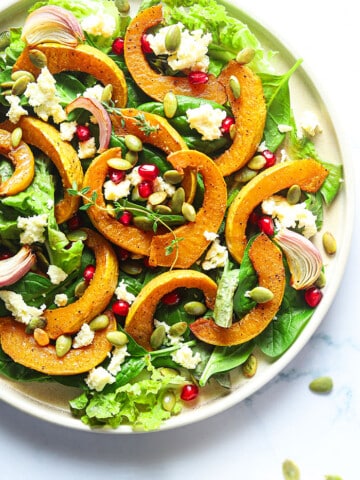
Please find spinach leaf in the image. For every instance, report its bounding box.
[233,236,257,317]
[54,73,87,105]
[213,260,240,328]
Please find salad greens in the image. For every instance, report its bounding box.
[0,0,343,431]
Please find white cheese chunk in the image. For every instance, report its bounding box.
[186,104,226,141]
[17,213,48,245]
[0,291,45,325]
[202,239,228,270]
[59,121,77,141]
[85,366,116,392]
[81,13,116,38]
[54,293,68,307]
[115,280,136,304]
[103,179,132,201]
[171,344,202,370]
[107,345,130,376]
[5,94,28,123]
[72,323,95,349]
[47,265,68,285]
[78,137,97,159]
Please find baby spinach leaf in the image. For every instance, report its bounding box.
[213,259,240,328]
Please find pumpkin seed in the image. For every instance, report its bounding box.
[242,354,257,378]
[115,0,130,13]
[229,75,241,99]
[163,169,184,185]
[247,154,266,171]
[150,325,166,349]
[315,270,326,289]
[10,127,23,148]
[124,134,143,152]
[101,84,113,103]
[287,184,302,205]
[33,328,50,347]
[120,260,143,276]
[107,157,132,170]
[234,166,257,183]
[159,367,179,377]
[309,376,333,393]
[247,286,274,303]
[282,459,300,480]
[55,335,72,358]
[0,30,10,50]
[125,150,138,166]
[106,330,129,347]
[106,204,117,218]
[28,49,47,68]
[169,321,187,336]
[163,91,178,119]
[229,123,237,140]
[324,476,343,480]
[133,215,154,231]
[184,301,207,316]
[322,231,337,255]
[11,70,35,82]
[11,75,30,96]
[165,24,181,53]
[154,204,172,214]
[148,190,167,206]
[0,81,15,89]
[25,317,47,334]
[182,202,196,222]
[67,229,88,242]
[74,279,87,298]
[170,187,185,214]
[236,47,256,65]
[161,390,176,412]
[89,314,110,331]
[0,89,12,96]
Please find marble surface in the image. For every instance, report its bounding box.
[0,1,359,479]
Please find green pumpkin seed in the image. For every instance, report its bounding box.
[101,84,113,103]
[247,286,274,303]
[287,184,302,205]
[67,229,88,242]
[229,123,237,140]
[163,91,178,119]
[309,376,333,393]
[170,187,185,214]
[148,191,167,206]
[115,0,130,13]
[150,325,166,349]
[247,154,266,171]
[28,49,47,68]
[124,134,143,152]
[236,47,256,65]
[107,157,132,171]
[74,279,87,298]
[184,301,207,316]
[25,317,47,334]
[161,390,176,412]
[55,335,72,358]
[11,75,30,96]
[325,476,343,480]
[106,330,129,347]
[315,270,326,289]
[154,204,172,214]
[0,89,12,96]
[169,321,187,337]
[120,260,143,276]
[163,169,184,185]
[106,204,116,218]
[242,354,257,378]
[11,127,23,148]
[165,24,181,53]
[125,150,138,166]
[234,166,257,183]
[159,367,179,377]
[322,231,337,255]
[89,314,110,331]
[0,81,15,89]
[11,70,35,82]
[0,30,10,51]
[182,202,196,222]
[229,75,241,99]
[133,215,154,231]
[282,459,300,480]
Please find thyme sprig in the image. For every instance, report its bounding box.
[103,101,160,136]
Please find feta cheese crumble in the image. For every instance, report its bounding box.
[78,137,97,159]
[202,239,228,270]
[153,176,176,197]
[171,344,202,370]
[81,13,117,38]
[59,121,77,141]
[107,345,130,376]
[115,280,136,304]
[47,265,68,285]
[186,104,226,141]
[83,84,105,102]
[103,179,132,201]
[203,231,219,242]
[54,293,68,307]
[5,94,28,123]
[17,213,48,245]
[154,319,183,346]
[0,291,45,325]
[72,323,95,349]
[85,366,116,392]
[299,110,323,137]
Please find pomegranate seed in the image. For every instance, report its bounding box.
[262,149,276,168]
[112,299,130,316]
[257,216,275,236]
[67,214,81,231]
[181,384,199,401]
[76,125,91,142]
[119,210,133,226]
[138,163,159,181]
[220,116,235,134]
[108,167,126,184]
[0,250,12,260]
[138,180,154,198]
[111,37,124,55]
[83,264,95,282]
[188,71,209,85]
[161,290,181,306]
[118,247,130,261]
[141,34,153,54]
[304,286,323,307]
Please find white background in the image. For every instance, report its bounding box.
[0,1,359,479]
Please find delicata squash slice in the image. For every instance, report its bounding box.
[123,5,227,105]
[1,117,83,224]
[190,234,286,346]
[225,158,329,264]
[0,311,117,376]
[44,228,119,340]
[13,43,127,107]
[0,128,35,196]
[125,269,218,350]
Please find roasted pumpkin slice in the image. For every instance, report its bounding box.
[125,269,217,350]
[190,234,286,346]
[83,147,154,256]
[44,228,118,339]
[0,128,34,196]
[225,158,329,264]
[111,109,196,202]
[123,5,226,104]
[149,149,227,268]
[0,311,116,376]
[13,43,127,107]
[215,61,266,176]
[2,117,83,224]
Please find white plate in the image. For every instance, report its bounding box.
[0,0,354,433]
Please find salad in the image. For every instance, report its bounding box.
[0,0,342,431]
